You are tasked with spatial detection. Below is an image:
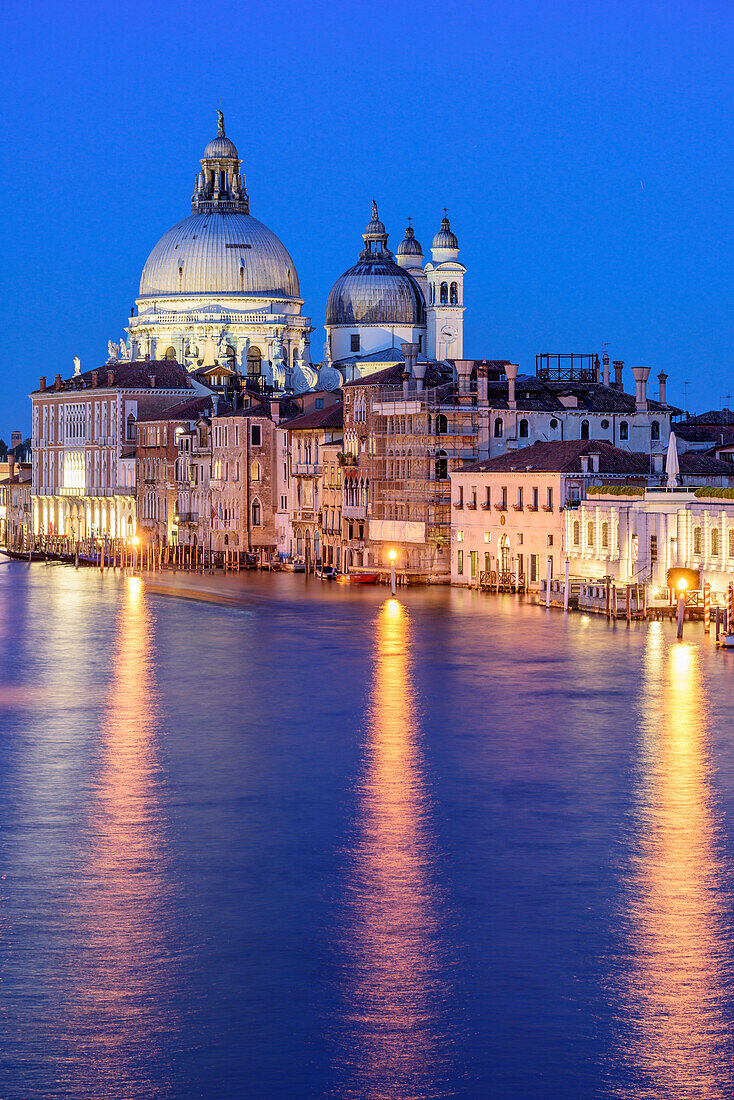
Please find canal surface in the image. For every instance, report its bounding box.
[1,564,734,1099]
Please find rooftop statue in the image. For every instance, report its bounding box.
[217,109,225,136]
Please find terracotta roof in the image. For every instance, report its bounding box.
[137,395,217,423]
[459,440,652,475]
[284,404,344,430]
[458,440,734,478]
[32,359,193,394]
[343,362,451,389]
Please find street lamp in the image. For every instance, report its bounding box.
[388,548,397,595]
[132,534,140,572]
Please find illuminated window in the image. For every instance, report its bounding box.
[587,521,594,546]
[693,526,702,554]
[573,521,580,547]
[601,522,609,548]
[457,549,463,574]
[711,528,720,556]
[729,529,734,558]
[251,461,261,482]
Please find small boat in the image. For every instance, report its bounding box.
[336,571,379,584]
[717,634,734,649]
[0,549,47,562]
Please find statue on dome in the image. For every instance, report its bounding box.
[107,341,119,362]
[217,110,225,136]
[371,199,378,221]
[119,338,128,359]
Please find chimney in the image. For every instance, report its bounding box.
[454,359,474,400]
[413,360,427,393]
[400,342,419,377]
[39,376,46,392]
[631,365,651,411]
[270,398,280,425]
[54,373,62,390]
[657,370,668,406]
[91,371,98,387]
[149,374,156,389]
[8,452,15,479]
[402,369,410,398]
[212,394,220,416]
[504,363,519,410]
[107,370,115,386]
[613,360,624,389]
[477,365,488,404]
[594,354,600,382]
[602,352,610,387]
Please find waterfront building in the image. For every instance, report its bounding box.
[567,488,734,593]
[0,459,32,549]
[30,360,193,542]
[117,113,315,392]
[449,439,734,590]
[284,403,344,566]
[136,395,216,546]
[320,434,344,570]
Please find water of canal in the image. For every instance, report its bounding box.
[1,563,733,1098]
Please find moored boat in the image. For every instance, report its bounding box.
[336,571,379,584]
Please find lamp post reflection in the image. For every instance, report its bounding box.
[623,629,734,1097]
[68,576,170,1096]
[339,598,448,1099]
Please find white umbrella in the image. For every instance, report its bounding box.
[666,431,680,489]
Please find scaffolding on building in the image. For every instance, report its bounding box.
[363,380,479,567]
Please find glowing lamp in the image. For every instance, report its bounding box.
[388,549,397,562]
[132,536,140,547]
[666,567,699,592]
[677,578,688,591]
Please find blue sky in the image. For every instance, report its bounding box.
[1,0,731,436]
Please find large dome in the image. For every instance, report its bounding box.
[139,211,300,299]
[327,258,425,326]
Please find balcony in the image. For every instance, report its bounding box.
[527,505,538,512]
[467,502,477,510]
[453,500,464,509]
[175,512,198,524]
[342,504,367,520]
[481,502,491,511]
[493,503,507,511]
[542,505,554,512]
[337,453,358,467]
[512,504,523,512]
[292,463,322,477]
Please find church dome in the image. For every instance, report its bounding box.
[139,210,300,299]
[432,214,458,250]
[396,220,423,257]
[326,258,425,326]
[203,135,239,159]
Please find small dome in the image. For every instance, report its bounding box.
[327,258,425,327]
[203,135,239,159]
[432,214,458,250]
[363,199,386,238]
[396,221,423,257]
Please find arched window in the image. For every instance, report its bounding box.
[252,499,261,526]
[436,413,447,435]
[450,282,458,304]
[435,450,448,480]
[581,420,590,440]
[440,282,448,304]
[247,346,262,377]
[164,346,177,361]
[126,413,136,441]
[519,419,529,438]
[693,526,702,555]
[587,521,594,546]
[601,521,609,548]
[619,421,629,441]
[251,460,261,482]
[711,528,720,556]
[651,420,660,441]
[494,417,503,438]
[573,520,580,547]
[429,283,435,305]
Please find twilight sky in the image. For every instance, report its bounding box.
[1,0,731,437]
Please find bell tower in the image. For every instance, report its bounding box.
[425,211,466,361]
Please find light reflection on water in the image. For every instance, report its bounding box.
[337,598,450,1099]
[617,628,734,1097]
[61,576,174,1097]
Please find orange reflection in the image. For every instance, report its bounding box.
[68,576,167,1093]
[341,598,446,1098]
[625,631,733,1097]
